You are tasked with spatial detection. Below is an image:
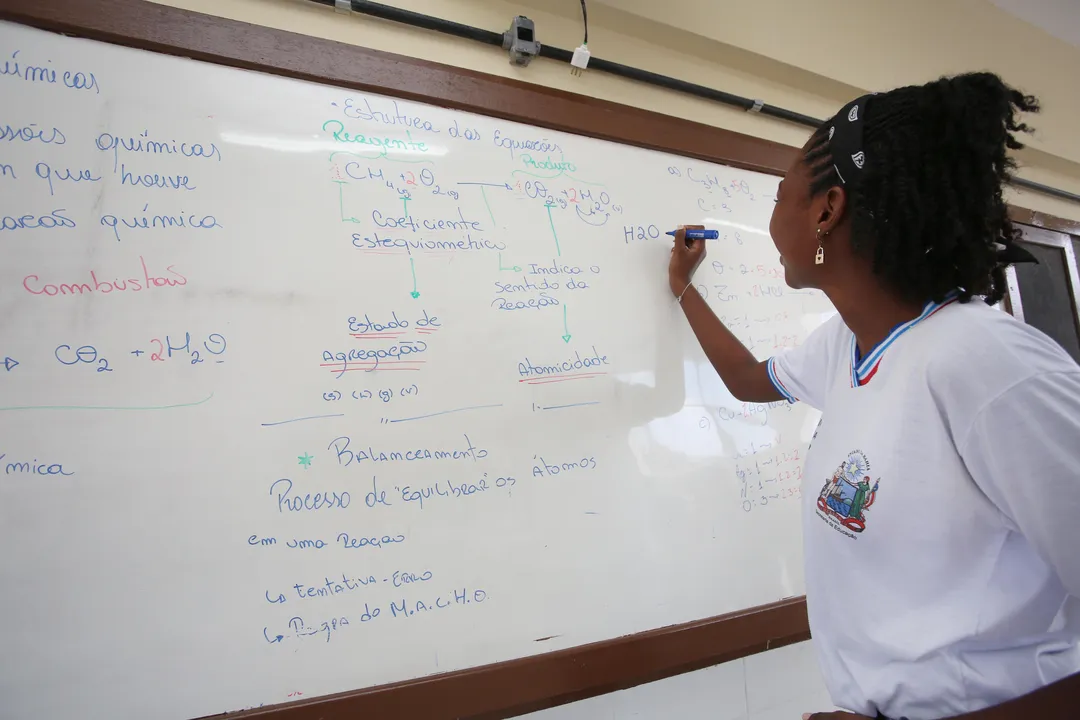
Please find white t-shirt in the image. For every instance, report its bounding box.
[768,295,1080,720]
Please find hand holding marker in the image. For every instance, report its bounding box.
[667,225,711,300]
[666,228,719,246]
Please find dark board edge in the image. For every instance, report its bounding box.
[3,1,1070,220]
[0,0,798,176]
[1009,207,1080,237]
[207,598,810,720]
[0,2,811,717]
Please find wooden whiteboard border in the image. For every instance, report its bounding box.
[0,0,797,175]
[231,599,809,720]
[0,1,1075,718]
[0,2,808,717]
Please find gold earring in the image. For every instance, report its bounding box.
[815,228,825,265]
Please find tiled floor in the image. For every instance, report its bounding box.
[519,640,835,720]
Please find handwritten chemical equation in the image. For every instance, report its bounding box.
[712,261,785,281]
[49,332,226,373]
[742,486,802,513]
[322,385,420,403]
[665,164,765,200]
[738,448,805,513]
[620,225,749,248]
[133,332,227,364]
[717,400,795,427]
[514,179,623,225]
[330,164,462,202]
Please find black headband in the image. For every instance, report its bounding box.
[826,93,1037,268]
[828,94,872,188]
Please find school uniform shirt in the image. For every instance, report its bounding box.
[767,295,1080,720]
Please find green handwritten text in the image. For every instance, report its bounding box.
[521,153,577,172]
[322,119,429,158]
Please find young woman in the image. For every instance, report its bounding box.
[668,73,1080,720]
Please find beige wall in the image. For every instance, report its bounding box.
[151,0,1080,221]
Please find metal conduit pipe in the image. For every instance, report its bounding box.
[312,0,1080,205]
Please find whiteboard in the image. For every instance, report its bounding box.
[0,21,833,719]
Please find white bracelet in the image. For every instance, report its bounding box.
[677,281,694,303]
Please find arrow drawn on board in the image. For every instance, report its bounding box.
[334,181,362,224]
[409,257,420,299]
[562,305,572,343]
[457,182,512,229]
[480,186,496,227]
[497,253,522,273]
[546,204,561,257]
[2,357,17,372]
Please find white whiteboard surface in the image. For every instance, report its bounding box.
[0,21,832,720]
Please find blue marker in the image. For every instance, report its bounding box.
[666,229,719,240]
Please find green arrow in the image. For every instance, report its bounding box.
[402,194,409,218]
[480,186,496,227]
[334,181,362,224]
[409,257,420,299]
[498,253,522,272]
[561,305,571,343]
[546,204,561,257]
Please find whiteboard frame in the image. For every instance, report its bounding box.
[1,3,1078,719]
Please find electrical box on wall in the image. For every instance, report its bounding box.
[503,16,539,66]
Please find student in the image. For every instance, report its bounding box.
[668,73,1080,719]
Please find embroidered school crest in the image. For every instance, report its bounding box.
[816,450,879,535]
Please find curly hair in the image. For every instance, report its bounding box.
[804,72,1039,306]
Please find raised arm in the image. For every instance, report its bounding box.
[668,226,783,404]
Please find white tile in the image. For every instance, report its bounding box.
[610,659,747,720]
[519,691,616,720]
[744,641,830,714]
[517,657,747,720]
[748,694,837,720]
[517,641,831,720]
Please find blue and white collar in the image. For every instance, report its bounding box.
[850,292,960,387]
